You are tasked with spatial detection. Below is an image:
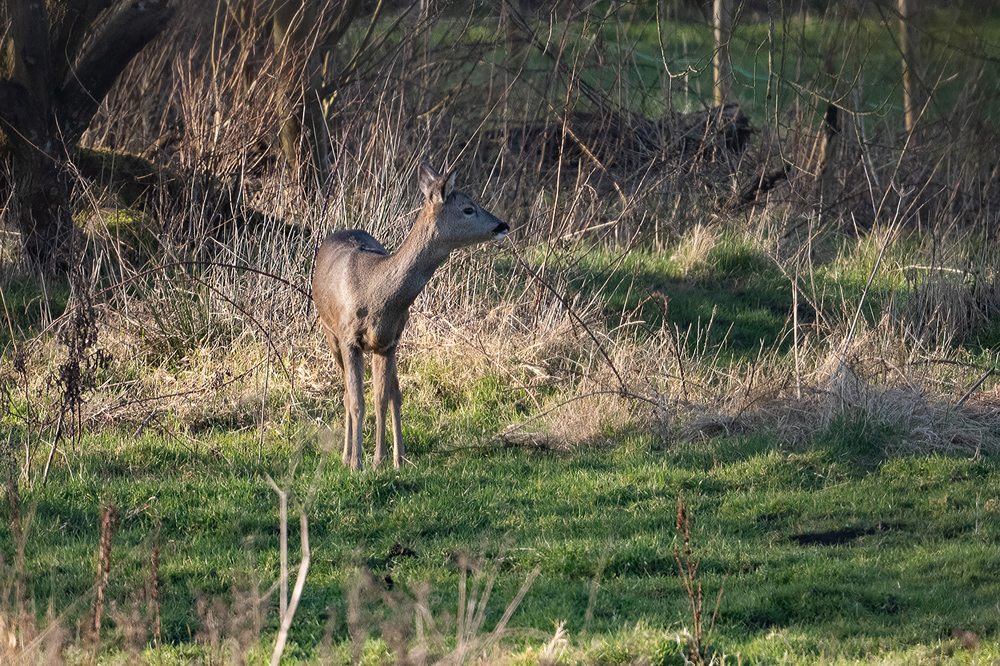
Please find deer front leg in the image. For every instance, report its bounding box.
[342,389,353,467]
[342,344,365,471]
[384,348,405,468]
[372,353,391,468]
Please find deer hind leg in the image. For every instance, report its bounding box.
[338,345,353,466]
[342,344,365,471]
[321,327,353,467]
[373,349,405,468]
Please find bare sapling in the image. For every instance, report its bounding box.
[674,493,726,666]
[312,162,509,471]
[94,502,120,648]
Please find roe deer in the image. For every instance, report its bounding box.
[312,163,509,471]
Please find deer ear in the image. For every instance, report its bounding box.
[418,162,442,200]
[441,170,456,201]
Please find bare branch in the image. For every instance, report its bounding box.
[270,509,310,666]
[56,0,175,143]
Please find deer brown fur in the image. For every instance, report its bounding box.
[312,163,509,470]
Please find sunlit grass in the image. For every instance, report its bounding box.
[10,416,999,664]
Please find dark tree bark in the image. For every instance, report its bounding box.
[223,0,380,188]
[0,0,175,270]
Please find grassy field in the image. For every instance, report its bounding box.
[3,3,1000,664]
[4,236,1000,664]
[13,412,1000,665]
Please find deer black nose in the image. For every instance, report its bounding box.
[493,221,509,239]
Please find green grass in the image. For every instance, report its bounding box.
[6,413,999,663]
[546,229,917,362]
[0,276,70,350]
[392,13,1000,128]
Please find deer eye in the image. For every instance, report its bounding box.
[463,207,476,216]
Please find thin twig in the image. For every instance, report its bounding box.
[841,212,900,361]
[270,510,310,666]
[646,291,689,401]
[956,368,994,407]
[509,243,629,395]
[131,408,159,440]
[416,312,542,411]
[500,390,658,437]
[41,410,64,487]
[264,473,289,622]
[18,259,308,367]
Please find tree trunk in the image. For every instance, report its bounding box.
[11,143,77,269]
[274,0,316,179]
[899,0,920,134]
[0,0,174,270]
[815,102,841,207]
[272,0,363,187]
[304,51,332,186]
[3,0,75,268]
[713,0,734,107]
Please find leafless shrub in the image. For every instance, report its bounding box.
[55,268,112,442]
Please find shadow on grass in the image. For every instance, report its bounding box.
[0,276,71,349]
[6,402,999,662]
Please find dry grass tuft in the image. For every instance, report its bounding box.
[671,223,720,278]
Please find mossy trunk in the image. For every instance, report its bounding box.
[0,0,174,270]
[9,142,77,269]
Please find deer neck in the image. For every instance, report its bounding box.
[382,212,451,309]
